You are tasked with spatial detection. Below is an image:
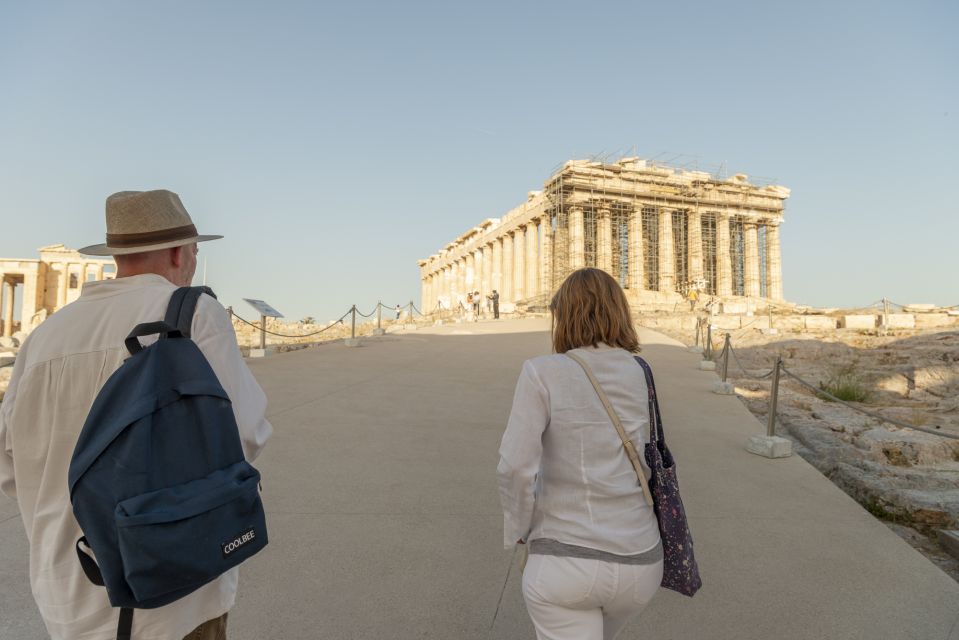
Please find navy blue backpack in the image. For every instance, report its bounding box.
[68,286,268,640]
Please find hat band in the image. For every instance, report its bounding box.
[106,224,198,248]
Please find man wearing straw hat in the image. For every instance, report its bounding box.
[0,190,272,640]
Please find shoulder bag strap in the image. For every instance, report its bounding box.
[633,356,665,446]
[566,352,654,506]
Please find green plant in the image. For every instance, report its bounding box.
[818,360,873,403]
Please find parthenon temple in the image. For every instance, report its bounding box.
[418,157,790,313]
[0,244,115,336]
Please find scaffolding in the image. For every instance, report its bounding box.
[540,154,786,307]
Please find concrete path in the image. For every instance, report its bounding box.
[2,318,958,639]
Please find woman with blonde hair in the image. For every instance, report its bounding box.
[497,267,664,640]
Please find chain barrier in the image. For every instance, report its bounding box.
[708,331,959,441]
[230,310,350,337]
[229,297,423,340]
[778,364,959,441]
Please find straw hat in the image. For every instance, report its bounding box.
[79,190,223,256]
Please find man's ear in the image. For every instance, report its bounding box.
[169,245,184,267]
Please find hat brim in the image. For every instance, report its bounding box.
[78,234,223,256]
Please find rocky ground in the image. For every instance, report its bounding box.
[656,320,959,581]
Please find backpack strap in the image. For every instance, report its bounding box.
[163,286,217,338]
[76,538,134,639]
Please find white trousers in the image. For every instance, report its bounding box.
[522,554,663,640]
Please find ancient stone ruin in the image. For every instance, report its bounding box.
[418,156,790,313]
[0,244,115,336]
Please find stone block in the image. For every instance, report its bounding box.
[914,313,953,328]
[711,315,742,330]
[938,530,959,560]
[745,434,793,459]
[0,351,15,367]
[12,331,27,345]
[371,328,386,336]
[688,346,704,354]
[884,314,915,329]
[712,381,735,395]
[840,315,877,330]
[804,316,838,330]
[775,316,805,331]
[0,337,16,349]
[698,360,716,371]
[721,302,749,314]
[248,348,274,358]
[344,338,362,348]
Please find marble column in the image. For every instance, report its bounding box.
[687,209,703,284]
[744,222,761,297]
[627,208,644,291]
[539,216,552,296]
[482,244,493,297]
[569,206,585,270]
[501,234,513,302]
[450,261,460,306]
[492,238,503,296]
[526,221,539,298]
[765,223,783,300]
[717,213,733,296]
[3,279,14,337]
[465,253,475,294]
[657,210,675,293]
[58,264,68,309]
[513,226,526,301]
[596,207,612,274]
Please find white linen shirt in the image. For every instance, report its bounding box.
[497,344,661,555]
[0,274,273,640]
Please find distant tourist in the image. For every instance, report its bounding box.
[687,287,699,312]
[0,190,273,640]
[395,304,402,320]
[491,289,500,319]
[472,290,481,321]
[497,267,699,639]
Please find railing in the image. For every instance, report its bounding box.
[229,300,425,343]
[710,331,959,441]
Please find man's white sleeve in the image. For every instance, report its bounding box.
[193,297,273,461]
[0,351,26,498]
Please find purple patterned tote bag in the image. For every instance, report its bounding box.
[635,356,702,597]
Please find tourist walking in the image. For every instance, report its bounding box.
[472,290,481,321]
[491,289,500,319]
[0,190,273,640]
[498,267,687,640]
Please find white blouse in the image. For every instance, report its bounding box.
[497,344,661,555]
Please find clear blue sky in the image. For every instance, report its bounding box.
[2,1,956,321]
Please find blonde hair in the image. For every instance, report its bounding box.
[550,268,640,354]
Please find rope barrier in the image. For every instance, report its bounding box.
[355,306,378,319]
[778,364,959,441]
[706,332,958,440]
[230,310,349,337]
[725,343,776,379]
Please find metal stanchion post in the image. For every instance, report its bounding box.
[722,334,731,382]
[408,301,413,324]
[351,305,356,339]
[744,356,791,458]
[766,357,782,437]
[259,314,266,350]
[377,302,382,331]
[882,297,889,335]
[705,323,713,360]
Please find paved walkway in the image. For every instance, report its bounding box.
[2,318,958,639]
